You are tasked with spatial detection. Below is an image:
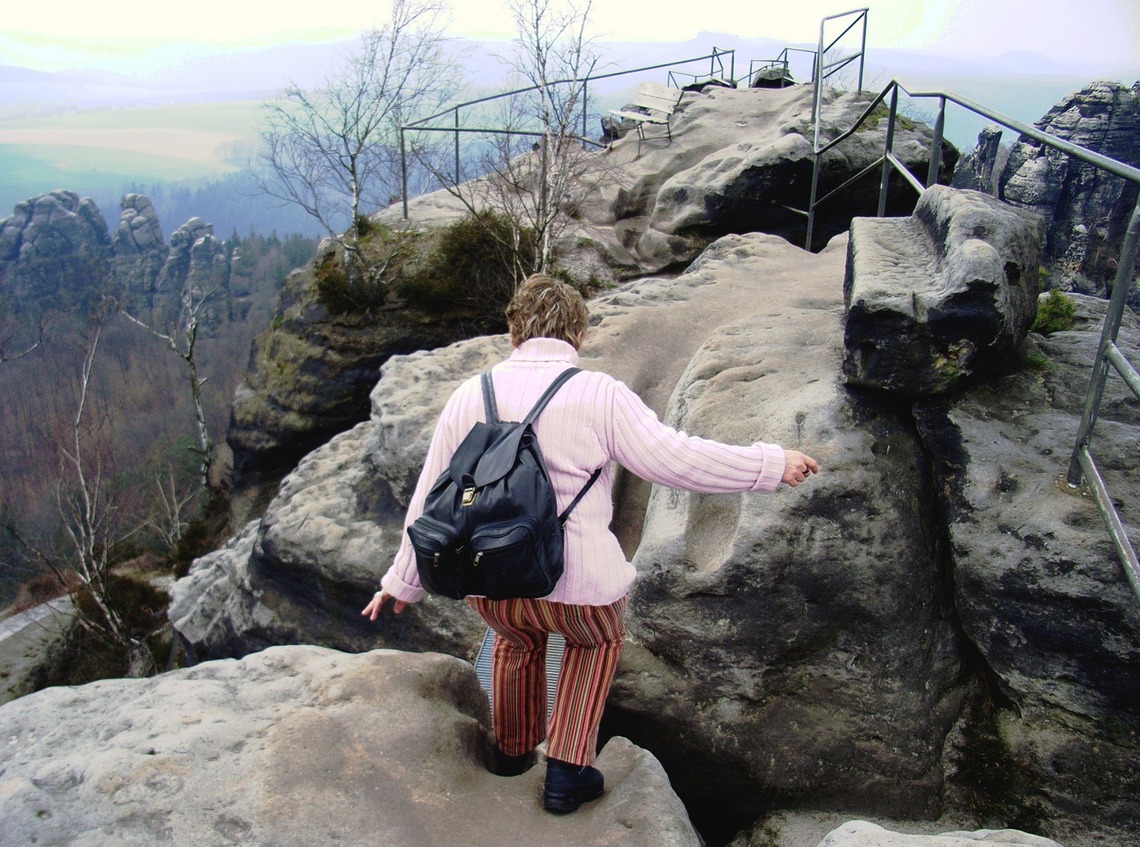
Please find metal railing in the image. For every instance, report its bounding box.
[811,8,868,121]
[804,78,1140,601]
[398,48,736,217]
[666,48,735,89]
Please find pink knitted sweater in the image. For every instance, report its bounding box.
[381,338,786,606]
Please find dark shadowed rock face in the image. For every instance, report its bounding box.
[842,185,1043,395]
[913,294,1140,837]
[951,125,1005,194]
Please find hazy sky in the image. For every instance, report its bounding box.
[3,0,1138,73]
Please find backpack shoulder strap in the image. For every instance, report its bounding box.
[521,367,581,426]
[558,465,603,526]
[480,370,500,424]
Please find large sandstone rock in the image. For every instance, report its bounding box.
[234,81,956,530]
[0,646,700,847]
[913,293,1140,837]
[815,821,1064,847]
[226,261,480,524]
[171,423,488,661]
[951,126,1005,195]
[179,232,960,828]
[113,193,169,317]
[150,216,233,330]
[0,189,114,312]
[172,222,1138,846]
[378,83,957,275]
[997,81,1140,295]
[843,185,1044,394]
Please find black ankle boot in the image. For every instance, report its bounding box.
[492,747,536,776]
[543,757,604,813]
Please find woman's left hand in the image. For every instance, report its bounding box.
[362,590,407,620]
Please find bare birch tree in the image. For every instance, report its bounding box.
[119,278,220,491]
[255,0,460,277]
[422,0,604,281]
[9,308,162,677]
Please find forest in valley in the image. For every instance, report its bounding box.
[0,230,316,612]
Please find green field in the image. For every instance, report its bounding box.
[0,101,265,215]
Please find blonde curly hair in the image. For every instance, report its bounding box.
[506,274,589,349]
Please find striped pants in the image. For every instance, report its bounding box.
[466,595,627,767]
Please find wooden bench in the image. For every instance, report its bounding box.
[609,81,684,153]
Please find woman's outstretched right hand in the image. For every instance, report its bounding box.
[781,450,819,487]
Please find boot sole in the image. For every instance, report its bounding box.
[542,784,604,813]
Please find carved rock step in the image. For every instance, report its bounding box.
[843,185,1044,395]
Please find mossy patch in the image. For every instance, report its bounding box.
[1031,290,1076,335]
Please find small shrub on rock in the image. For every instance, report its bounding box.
[1031,289,1076,335]
[398,211,538,330]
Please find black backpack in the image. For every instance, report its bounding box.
[406,367,601,600]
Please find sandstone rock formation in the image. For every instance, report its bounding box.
[957,81,1140,299]
[172,224,1140,846]
[813,821,1063,847]
[0,646,703,847]
[151,217,233,330]
[0,191,241,330]
[113,193,169,317]
[0,190,113,313]
[951,126,1005,195]
[235,81,955,523]
[843,185,1043,394]
[1000,81,1139,291]
[225,263,485,524]
[378,83,958,273]
[913,293,1140,840]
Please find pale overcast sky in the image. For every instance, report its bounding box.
[2,0,1138,71]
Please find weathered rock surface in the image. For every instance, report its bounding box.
[378,82,957,274]
[843,185,1043,394]
[815,821,1064,847]
[913,293,1140,837]
[152,217,233,331]
[0,645,700,847]
[113,192,169,317]
[951,126,1005,195]
[173,222,1139,846]
[0,191,245,331]
[0,190,113,312]
[225,262,482,524]
[233,81,953,532]
[974,81,1140,297]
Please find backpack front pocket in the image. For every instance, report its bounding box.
[471,516,559,600]
[407,514,468,599]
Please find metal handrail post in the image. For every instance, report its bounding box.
[1067,197,1140,485]
[927,96,946,188]
[858,9,867,91]
[878,84,899,216]
[582,78,588,139]
[400,128,409,220]
[805,149,821,250]
[811,22,825,122]
[454,108,461,185]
